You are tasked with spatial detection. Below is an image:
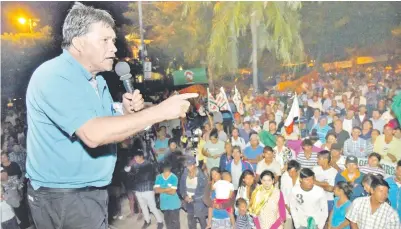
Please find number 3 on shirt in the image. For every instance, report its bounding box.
[296,194,304,204]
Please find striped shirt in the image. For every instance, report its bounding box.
[346,196,400,229]
[235,214,255,229]
[296,151,318,169]
[359,165,386,177]
[343,138,369,158]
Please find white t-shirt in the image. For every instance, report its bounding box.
[231,161,243,190]
[343,119,353,135]
[213,180,234,199]
[256,159,282,176]
[231,137,246,150]
[0,200,16,222]
[312,166,338,201]
[290,184,328,229]
[281,171,300,218]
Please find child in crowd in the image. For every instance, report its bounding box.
[235,198,256,229]
[207,171,236,228]
[154,163,181,229]
[329,181,352,229]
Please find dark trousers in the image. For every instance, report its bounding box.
[108,186,122,217]
[27,183,108,229]
[13,201,31,229]
[186,201,207,229]
[187,213,207,229]
[164,209,180,229]
[223,119,233,135]
[1,217,19,229]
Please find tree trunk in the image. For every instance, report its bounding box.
[251,13,258,93]
[207,67,215,92]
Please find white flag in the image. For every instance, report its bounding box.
[284,94,300,134]
[233,86,244,115]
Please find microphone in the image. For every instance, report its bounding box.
[115,61,151,131]
[115,61,134,93]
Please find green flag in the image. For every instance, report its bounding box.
[392,93,401,125]
[259,130,276,148]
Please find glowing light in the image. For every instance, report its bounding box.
[18,17,27,24]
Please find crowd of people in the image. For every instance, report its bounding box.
[2,66,401,229]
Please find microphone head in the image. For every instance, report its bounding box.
[115,61,132,80]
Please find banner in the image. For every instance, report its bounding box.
[351,156,396,177]
[172,68,208,86]
[216,87,230,111]
[233,86,244,115]
[207,88,219,112]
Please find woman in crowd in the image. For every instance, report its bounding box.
[314,116,332,144]
[219,142,233,171]
[225,146,254,192]
[329,181,352,229]
[321,133,337,151]
[203,167,235,229]
[235,170,257,214]
[273,136,295,173]
[360,120,373,140]
[249,170,286,229]
[203,129,225,174]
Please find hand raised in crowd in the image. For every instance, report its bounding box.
[157,93,199,120]
[122,90,144,114]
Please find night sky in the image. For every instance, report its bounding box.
[1,1,131,34]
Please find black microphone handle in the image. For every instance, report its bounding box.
[122,79,134,93]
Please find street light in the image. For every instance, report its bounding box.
[17,17,39,33]
[18,17,27,24]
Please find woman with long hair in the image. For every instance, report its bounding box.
[235,170,257,214]
[329,181,353,229]
[249,170,286,229]
[203,167,235,229]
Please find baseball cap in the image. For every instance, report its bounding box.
[185,156,197,166]
[345,156,358,165]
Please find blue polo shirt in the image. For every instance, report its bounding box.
[154,173,181,211]
[243,145,264,170]
[26,49,117,189]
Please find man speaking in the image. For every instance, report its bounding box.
[25,2,196,229]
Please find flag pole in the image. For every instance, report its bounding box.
[296,93,302,140]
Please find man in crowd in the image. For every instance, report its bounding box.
[281,160,301,229]
[346,178,400,228]
[373,124,401,163]
[386,160,401,220]
[313,150,338,212]
[179,157,208,229]
[243,133,264,170]
[24,2,197,228]
[343,127,369,158]
[296,139,318,169]
[125,150,163,229]
[335,156,365,201]
[256,146,282,181]
[327,119,350,149]
[230,128,246,150]
[370,109,385,133]
[290,168,328,229]
[342,110,361,135]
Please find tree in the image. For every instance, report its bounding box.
[123,2,304,91]
[1,26,58,101]
[206,2,304,91]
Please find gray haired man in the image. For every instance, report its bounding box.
[26,2,197,229]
